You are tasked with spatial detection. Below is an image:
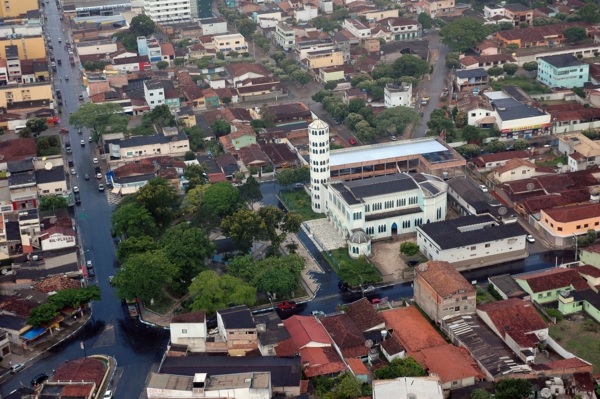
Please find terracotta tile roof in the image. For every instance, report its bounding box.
[381,307,446,354]
[320,313,368,358]
[237,144,269,166]
[39,225,76,241]
[171,311,205,323]
[202,88,219,99]
[345,297,385,331]
[543,202,600,223]
[275,337,299,357]
[0,138,36,162]
[478,298,547,347]
[517,268,590,293]
[62,384,94,397]
[495,22,591,43]
[160,42,175,56]
[495,158,536,175]
[303,359,348,377]
[473,150,530,167]
[0,296,38,318]
[545,357,591,371]
[113,162,155,178]
[416,261,475,298]
[52,357,106,386]
[381,334,404,355]
[34,276,81,293]
[229,124,256,140]
[224,63,270,79]
[412,345,482,384]
[577,265,600,278]
[582,243,600,254]
[573,372,595,392]
[283,315,332,348]
[460,56,479,67]
[346,358,370,375]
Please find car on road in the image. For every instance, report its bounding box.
[57,59,61,65]
[75,193,81,205]
[10,363,24,373]
[349,137,357,145]
[31,373,49,386]
[311,310,325,317]
[98,183,105,192]
[104,390,113,399]
[84,173,90,181]
[70,167,76,175]
[88,268,95,279]
[78,94,84,101]
[526,234,536,243]
[390,135,397,141]
[88,136,93,142]
[78,127,83,134]
[57,37,61,42]
[86,260,93,269]
[277,301,297,310]
[73,186,79,193]
[92,158,99,164]
[479,184,488,193]
[80,140,85,146]
[64,75,69,81]
[96,173,102,180]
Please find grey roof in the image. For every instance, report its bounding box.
[5,45,18,59]
[18,209,38,221]
[504,2,530,11]
[349,229,370,244]
[0,314,26,330]
[119,131,187,149]
[159,355,302,388]
[8,171,36,186]
[335,174,419,204]
[493,97,545,121]
[145,80,164,90]
[254,312,291,346]
[488,274,528,299]
[113,173,155,185]
[199,17,226,24]
[218,305,255,329]
[539,54,584,69]
[502,85,529,103]
[455,68,488,79]
[417,214,527,250]
[35,167,66,184]
[572,289,600,309]
[6,221,19,241]
[196,155,222,175]
[447,177,514,219]
[8,159,33,173]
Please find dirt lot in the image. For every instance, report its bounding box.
[549,314,600,372]
[369,237,414,282]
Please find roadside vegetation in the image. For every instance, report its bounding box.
[322,248,381,287]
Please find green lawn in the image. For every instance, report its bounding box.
[550,319,600,372]
[145,295,176,315]
[279,189,326,221]
[536,155,567,167]
[489,77,552,94]
[322,247,382,287]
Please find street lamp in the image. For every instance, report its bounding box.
[573,234,578,262]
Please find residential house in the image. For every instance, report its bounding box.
[360,8,399,21]
[538,54,589,89]
[278,315,347,377]
[413,260,476,325]
[216,305,258,355]
[160,42,176,64]
[200,17,228,35]
[143,80,165,110]
[579,244,600,267]
[503,3,533,26]
[112,56,152,72]
[35,164,67,197]
[472,150,531,171]
[194,155,227,183]
[454,68,488,92]
[0,138,36,172]
[494,22,592,48]
[320,313,368,359]
[294,40,335,61]
[515,268,590,304]
[416,214,528,269]
[378,17,420,41]
[318,66,345,83]
[384,82,412,108]
[344,19,371,39]
[558,286,600,323]
[343,88,367,105]
[254,312,290,356]
[422,0,455,17]
[492,158,555,183]
[345,297,385,332]
[108,127,190,164]
[212,33,248,53]
[220,124,257,152]
[372,377,444,399]
[459,54,516,70]
[558,133,600,172]
[169,311,207,352]
[540,202,600,243]
[275,23,296,51]
[224,63,271,87]
[8,160,37,211]
[251,102,313,125]
[477,298,548,362]
[176,106,196,128]
[294,5,318,22]
[483,4,505,19]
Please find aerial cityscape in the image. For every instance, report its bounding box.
[0,0,600,397]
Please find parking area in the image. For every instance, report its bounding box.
[369,238,411,283]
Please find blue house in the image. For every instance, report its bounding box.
[537,54,589,89]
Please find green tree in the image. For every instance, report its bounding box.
[117,235,159,262]
[373,55,429,79]
[324,81,338,90]
[255,255,303,298]
[174,58,185,66]
[373,106,420,137]
[211,119,231,137]
[162,224,215,283]
[184,126,206,151]
[48,286,101,309]
[183,164,208,192]
[498,21,514,30]
[312,89,332,103]
[513,138,529,150]
[578,3,600,23]
[312,15,340,31]
[238,19,257,38]
[156,60,169,70]
[27,303,59,327]
[335,373,363,399]
[181,185,207,215]
[454,109,467,128]
[440,17,491,52]
[129,14,156,36]
[276,167,310,186]
[486,140,507,153]
[503,63,518,76]
[400,242,419,256]
[188,270,256,313]
[348,98,366,113]
[292,70,311,84]
[418,12,434,29]
[456,144,482,158]
[373,357,427,379]
[111,202,159,238]
[221,209,263,251]
[462,125,482,143]
[113,250,177,303]
[355,122,377,143]
[427,108,455,136]
[39,195,68,211]
[563,26,587,42]
[470,389,492,399]
[271,51,286,63]
[142,104,176,130]
[184,151,195,161]
[69,103,128,136]
[346,113,364,131]
[136,178,179,228]
[26,117,48,136]
[239,175,263,207]
[259,104,277,127]
[445,54,461,69]
[487,66,504,76]
[228,50,239,58]
[494,378,532,399]
[257,206,302,249]
[522,61,538,71]
[203,181,240,217]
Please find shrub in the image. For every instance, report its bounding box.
[400,242,419,256]
[545,308,564,322]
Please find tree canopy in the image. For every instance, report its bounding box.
[161,224,215,283]
[372,55,429,80]
[26,118,48,136]
[563,26,587,42]
[373,106,420,137]
[129,14,156,37]
[111,202,158,238]
[69,103,128,136]
[135,178,179,228]
[117,235,159,261]
[238,176,263,207]
[188,270,256,313]
[440,18,491,52]
[494,378,532,399]
[39,195,68,212]
[202,182,240,217]
[373,357,427,379]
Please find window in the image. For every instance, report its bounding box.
[485,243,490,248]
[182,329,187,334]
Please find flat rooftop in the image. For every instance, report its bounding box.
[330,138,448,167]
[147,372,270,391]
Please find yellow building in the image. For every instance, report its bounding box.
[318,66,344,83]
[305,49,344,69]
[540,202,600,238]
[0,36,46,60]
[0,0,38,18]
[212,33,247,53]
[0,82,53,108]
[361,8,398,21]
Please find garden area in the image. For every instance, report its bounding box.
[550,316,600,372]
[322,247,382,287]
[279,189,325,221]
[489,76,552,95]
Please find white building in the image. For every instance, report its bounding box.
[486,91,552,138]
[143,80,165,110]
[319,0,333,13]
[309,119,330,213]
[212,33,248,53]
[373,377,444,399]
[143,0,191,21]
[108,127,190,163]
[76,40,118,56]
[39,226,76,251]
[384,82,412,108]
[275,23,295,51]
[344,18,371,39]
[147,372,272,399]
[199,17,228,36]
[294,5,318,22]
[416,214,528,268]
[169,311,207,352]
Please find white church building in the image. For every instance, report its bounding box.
[307,119,449,258]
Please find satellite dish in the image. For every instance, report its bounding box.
[526,183,535,192]
[498,206,507,216]
[44,162,53,171]
[540,388,551,398]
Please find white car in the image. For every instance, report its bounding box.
[98,183,105,192]
[103,390,113,399]
[80,139,85,146]
[479,184,488,193]
[526,234,536,243]
[96,173,102,180]
[70,168,76,175]
[390,135,397,141]
[73,186,79,193]
[10,363,24,373]
[311,311,325,317]
[92,158,99,164]
[88,136,93,142]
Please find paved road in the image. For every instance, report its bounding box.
[0,2,169,397]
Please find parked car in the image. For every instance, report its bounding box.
[349,137,357,145]
[390,135,397,141]
[479,184,488,193]
[277,301,297,310]
[64,75,69,81]
[10,363,24,373]
[93,158,99,164]
[68,160,74,167]
[88,136,93,142]
[311,310,325,317]
[73,186,79,193]
[31,373,49,386]
[80,139,85,146]
[98,183,104,192]
[96,173,102,180]
[84,174,90,181]
[78,127,83,134]
[526,234,536,243]
[103,390,113,399]
[78,94,84,101]
[70,168,76,175]
[88,268,95,278]
[57,59,62,65]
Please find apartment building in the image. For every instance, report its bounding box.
[275,23,295,51]
[305,49,343,69]
[0,36,45,60]
[212,33,247,53]
[0,82,53,108]
[0,0,38,18]
[384,82,412,108]
[143,0,191,21]
[422,0,455,17]
[537,54,589,89]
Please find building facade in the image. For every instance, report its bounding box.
[537,54,589,89]
[384,82,412,108]
[212,33,247,53]
[305,49,344,69]
[275,23,295,51]
[309,119,329,213]
[143,0,191,21]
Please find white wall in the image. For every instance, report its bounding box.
[77,42,118,56]
[41,233,76,251]
[201,21,228,36]
[496,113,551,132]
